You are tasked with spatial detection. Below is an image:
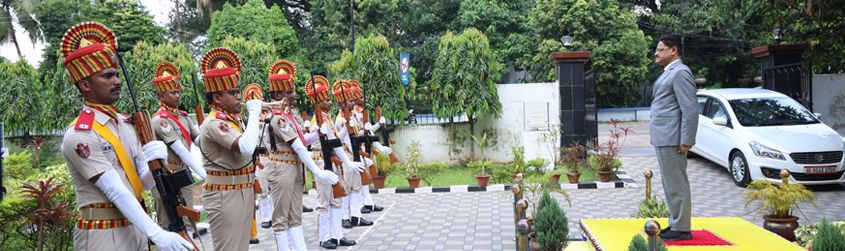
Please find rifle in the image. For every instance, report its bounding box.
[116,53,200,250]
[340,84,371,185]
[376,107,399,163]
[311,80,346,199]
[358,110,381,178]
[190,70,205,126]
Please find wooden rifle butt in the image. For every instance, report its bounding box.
[177,205,202,222]
[253,179,262,194]
[194,104,205,126]
[388,139,396,144]
[389,153,399,163]
[360,170,372,185]
[132,111,166,172]
[329,157,348,198]
[369,165,379,178]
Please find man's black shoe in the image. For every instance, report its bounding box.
[320,240,338,249]
[658,230,692,241]
[360,206,372,214]
[261,221,272,228]
[342,219,354,229]
[372,205,384,211]
[303,205,314,212]
[249,238,260,244]
[659,227,671,235]
[352,216,373,226]
[332,238,356,246]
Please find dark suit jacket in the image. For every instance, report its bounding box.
[650,59,698,147]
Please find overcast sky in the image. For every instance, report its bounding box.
[0,0,172,67]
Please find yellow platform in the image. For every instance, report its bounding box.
[579,217,806,251]
[566,241,596,251]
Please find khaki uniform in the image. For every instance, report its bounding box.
[150,109,199,232]
[266,109,308,231]
[200,108,254,251]
[62,106,148,251]
[337,112,362,195]
[310,112,345,214]
[256,111,271,224]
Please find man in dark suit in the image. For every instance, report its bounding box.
[650,34,698,241]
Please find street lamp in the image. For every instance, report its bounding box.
[560,35,573,51]
[695,76,707,86]
[772,28,782,44]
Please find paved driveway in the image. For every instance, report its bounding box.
[188,122,845,250]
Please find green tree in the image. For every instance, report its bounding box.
[34,0,95,79]
[206,0,300,58]
[217,36,280,90]
[525,0,651,108]
[1,0,42,57]
[430,28,502,160]
[739,0,844,73]
[453,0,533,82]
[393,0,461,86]
[330,34,408,121]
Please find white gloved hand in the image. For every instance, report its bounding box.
[373,141,393,155]
[379,116,386,124]
[319,122,332,135]
[333,147,364,173]
[245,99,263,116]
[143,141,168,163]
[94,170,193,251]
[364,122,373,132]
[291,138,339,184]
[336,116,347,129]
[363,157,374,167]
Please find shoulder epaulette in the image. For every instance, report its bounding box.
[120,114,134,124]
[273,109,283,115]
[215,113,227,120]
[178,110,188,116]
[74,109,95,130]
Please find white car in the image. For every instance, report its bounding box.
[690,88,845,186]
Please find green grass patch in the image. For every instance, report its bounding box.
[374,166,479,188]
[554,165,601,182]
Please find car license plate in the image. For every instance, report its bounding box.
[804,165,837,174]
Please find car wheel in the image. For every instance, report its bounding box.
[730,151,751,187]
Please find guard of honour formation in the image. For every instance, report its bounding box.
[59,21,396,251]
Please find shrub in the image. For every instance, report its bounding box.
[631,197,670,218]
[627,233,668,251]
[526,158,550,174]
[795,219,845,247]
[534,190,569,251]
[416,162,448,187]
[5,151,36,180]
[812,217,845,251]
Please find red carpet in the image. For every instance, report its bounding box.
[662,230,734,246]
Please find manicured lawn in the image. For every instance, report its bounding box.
[374,167,479,188]
[557,165,601,183]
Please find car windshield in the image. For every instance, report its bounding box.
[729,97,819,127]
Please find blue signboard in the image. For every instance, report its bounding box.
[400,53,409,84]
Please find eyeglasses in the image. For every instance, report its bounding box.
[655,47,670,53]
[223,89,241,97]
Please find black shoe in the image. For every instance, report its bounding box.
[261,221,272,228]
[333,238,356,246]
[659,230,692,241]
[249,238,260,244]
[303,205,314,212]
[192,227,208,239]
[360,206,372,214]
[320,240,338,249]
[659,226,671,235]
[372,205,384,211]
[342,219,354,229]
[352,216,373,226]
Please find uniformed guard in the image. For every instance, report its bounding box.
[348,80,392,213]
[263,60,339,251]
[306,76,363,249]
[149,62,206,239]
[59,21,193,251]
[331,80,374,229]
[288,100,315,213]
[198,48,263,251]
[257,105,274,229]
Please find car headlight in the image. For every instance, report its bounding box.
[748,141,786,161]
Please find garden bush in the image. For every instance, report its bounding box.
[534,190,569,251]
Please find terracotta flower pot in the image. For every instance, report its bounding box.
[371,175,387,189]
[475,175,492,186]
[597,171,613,182]
[527,232,540,251]
[763,215,800,242]
[406,177,422,188]
[549,173,563,183]
[566,172,582,184]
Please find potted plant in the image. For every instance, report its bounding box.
[742,170,818,242]
[371,152,395,189]
[533,190,570,251]
[401,140,423,188]
[560,140,587,183]
[472,132,491,186]
[589,119,632,182]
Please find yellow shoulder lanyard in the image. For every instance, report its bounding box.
[208,112,244,133]
[337,112,360,136]
[70,117,143,196]
[311,113,339,137]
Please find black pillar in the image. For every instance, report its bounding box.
[752,44,809,89]
[551,52,591,148]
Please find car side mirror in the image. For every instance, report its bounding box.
[712,117,728,126]
[814,113,823,119]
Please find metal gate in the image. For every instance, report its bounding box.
[762,61,813,112]
[584,69,597,147]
